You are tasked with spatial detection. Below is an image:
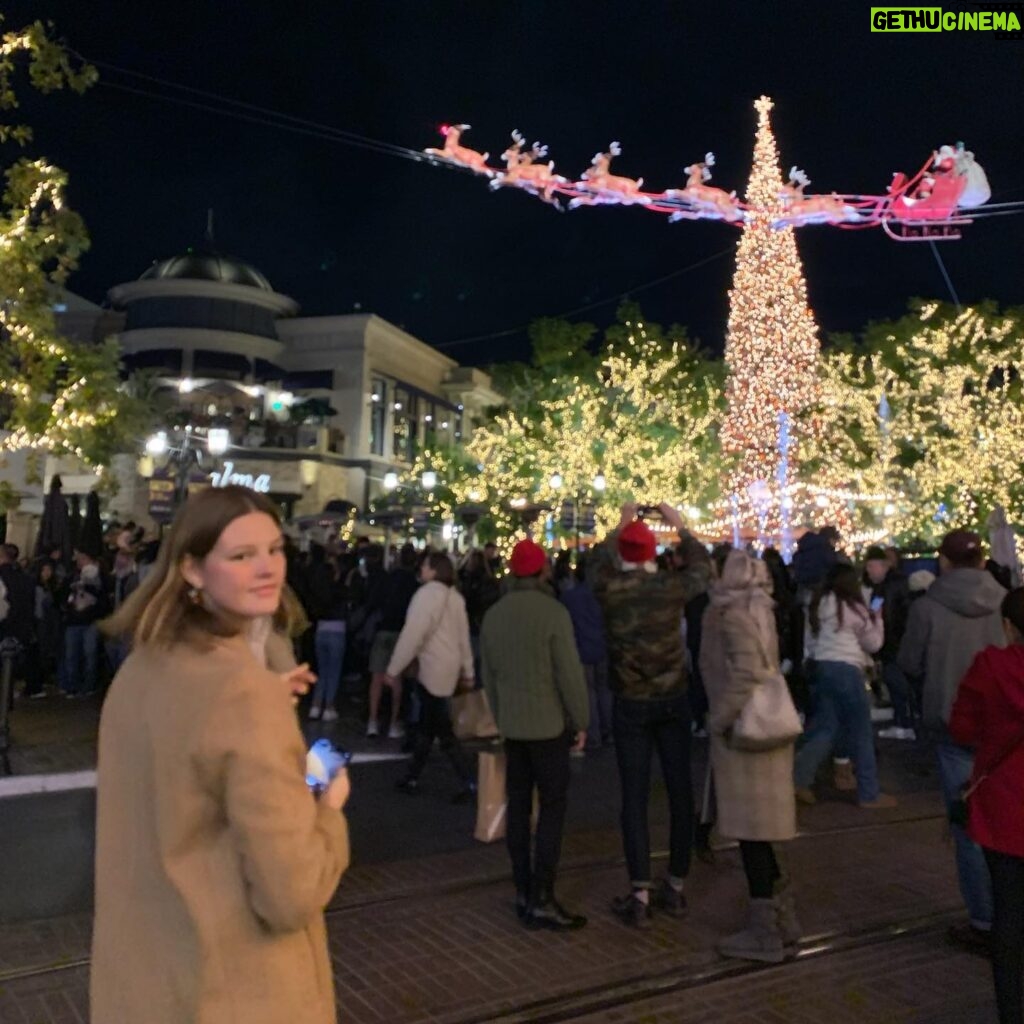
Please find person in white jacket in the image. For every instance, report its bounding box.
[386,552,476,801]
[793,563,898,809]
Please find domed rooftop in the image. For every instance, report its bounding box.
[140,249,273,291]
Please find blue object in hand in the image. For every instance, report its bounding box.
[306,738,352,792]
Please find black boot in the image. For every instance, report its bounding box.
[515,888,529,921]
[526,876,587,931]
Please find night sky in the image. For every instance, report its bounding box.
[7,1,1024,367]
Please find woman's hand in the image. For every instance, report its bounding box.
[282,664,317,705]
[321,768,351,812]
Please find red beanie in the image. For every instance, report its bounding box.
[618,520,657,564]
[509,539,547,577]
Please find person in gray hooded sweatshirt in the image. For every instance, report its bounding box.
[898,529,1007,952]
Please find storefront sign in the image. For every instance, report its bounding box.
[209,460,273,493]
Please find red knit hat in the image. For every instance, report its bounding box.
[509,539,547,577]
[618,520,657,564]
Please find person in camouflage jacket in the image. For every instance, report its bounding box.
[591,502,709,928]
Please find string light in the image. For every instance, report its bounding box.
[0,32,124,469]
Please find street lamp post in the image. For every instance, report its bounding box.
[551,471,604,558]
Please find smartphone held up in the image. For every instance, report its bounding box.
[306,738,352,794]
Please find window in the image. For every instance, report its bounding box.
[369,378,387,457]
[392,387,418,462]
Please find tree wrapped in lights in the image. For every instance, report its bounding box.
[382,305,724,541]
[0,19,138,468]
[720,96,824,528]
[814,301,1024,546]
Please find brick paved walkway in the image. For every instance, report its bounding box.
[1,702,996,1024]
[1,800,991,1024]
[568,928,994,1023]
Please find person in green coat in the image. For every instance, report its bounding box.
[480,538,590,931]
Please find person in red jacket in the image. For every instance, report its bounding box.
[950,587,1024,1024]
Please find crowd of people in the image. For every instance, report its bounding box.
[8,489,1022,1023]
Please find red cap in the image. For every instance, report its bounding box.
[618,520,657,564]
[509,539,547,577]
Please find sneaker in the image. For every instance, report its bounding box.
[651,879,688,918]
[795,787,816,806]
[859,792,899,809]
[387,723,405,740]
[321,708,338,723]
[366,722,380,738]
[570,747,586,760]
[611,892,652,928]
[878,725,916,741]
[395,777,419,795]
[308,705,322,721]
[870,706,895,723]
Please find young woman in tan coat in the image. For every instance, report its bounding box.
[700,549,799,963]
[92,486,351,1024]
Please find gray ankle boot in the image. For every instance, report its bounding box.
[717,898,785,963]
[773,883,802,948]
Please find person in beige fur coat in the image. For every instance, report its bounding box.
[92,487,351,1024]
[700,549,799,964]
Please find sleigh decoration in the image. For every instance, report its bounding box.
[423,123,993,242]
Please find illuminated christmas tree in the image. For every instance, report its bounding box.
[720,96,822,535]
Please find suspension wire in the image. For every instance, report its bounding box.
[97,79,436,165]
[72,51,425,163]
[928,240,961,312]
[433,245,736,349]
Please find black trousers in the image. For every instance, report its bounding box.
[613,694,694,884]
[406,685,472,785]
[505,735,571,895]
[740,840,780,900]
[984,847,1024,1024]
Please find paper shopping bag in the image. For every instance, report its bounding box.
[453,689,499,740]
[474,749,508,843]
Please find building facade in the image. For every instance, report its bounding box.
[1,248,501,549]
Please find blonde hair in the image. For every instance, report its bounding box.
[102,485,293,647]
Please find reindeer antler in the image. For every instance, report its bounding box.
[789,166,810,187]
[510,129,525,145]
[609,141,622,157]
[531,142,549,159]
[705,152,716,167]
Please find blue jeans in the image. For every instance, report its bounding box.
[313,623,346,710]
[882,660,914,729]
[61,624,99,695]
[937,740,993,929]
[794,660,880,802]
[613,694,693,885]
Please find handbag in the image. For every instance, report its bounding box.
[730,630,803,752]
[949,726,1024,828]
